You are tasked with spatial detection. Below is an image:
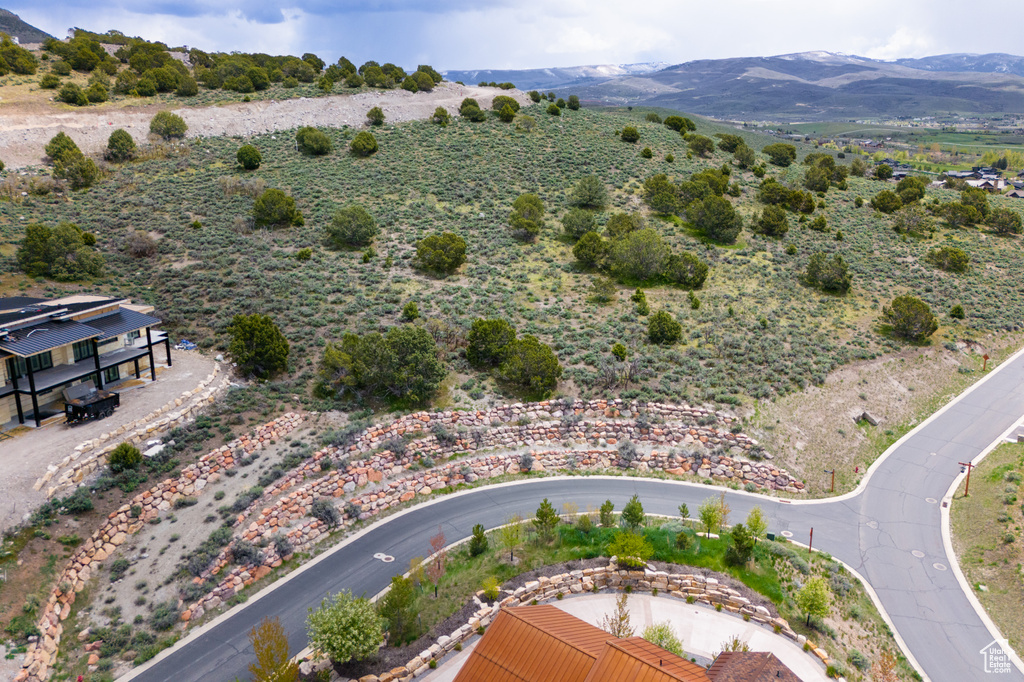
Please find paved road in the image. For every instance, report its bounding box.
[126,348,1024,682]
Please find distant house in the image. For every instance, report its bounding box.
[453,605,801,682]
[1006,189,1024,199]
[1,296,168,428]
[965,178,1006,192]
[944,170,977,179]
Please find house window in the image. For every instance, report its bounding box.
[5,352,53,380]
[126,330,141,345]
[104,365,120,383]
[73,340,95,362]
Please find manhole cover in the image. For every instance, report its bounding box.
[781,531,793,538]
[933,563,947,571]
[925,498,937,504]
[911,550,925,558]
[373,552,395,563]
[866,520,879,529]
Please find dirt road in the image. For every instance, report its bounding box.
[0,83,529,169]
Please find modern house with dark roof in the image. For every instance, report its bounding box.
[0,295,169,428]
[453,605,802,682]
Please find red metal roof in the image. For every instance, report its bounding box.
[584,637,711,682]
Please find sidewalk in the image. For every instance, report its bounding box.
[426,593,830,682]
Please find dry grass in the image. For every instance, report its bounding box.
[951,441,1024,655]
[753,331,1024,495]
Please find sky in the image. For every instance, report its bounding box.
[7,1,1018,71]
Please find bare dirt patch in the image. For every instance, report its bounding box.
[0,83,528,169]
[752,331,1024,496]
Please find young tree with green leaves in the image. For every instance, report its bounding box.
[746,506,768,544]
[795,576,832,626]
[600,500,616,527]
[228,313,290,380]
[378,575,417,644]
[698,496,723,537]
[562,207,597,241]
[989,207,1023,235]
[533,498,559,542]
[498,514,524,561]
[599,592,634,637]
[725,522,755,566]
[620,494,646,530]
[468,524,489,557]
[572,231,606,268]
[609,531,653,568]
[688,135,714,157]
[306,590,384,664]
[366,106,385,126]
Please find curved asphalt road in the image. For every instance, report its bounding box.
[125,347,1024,682]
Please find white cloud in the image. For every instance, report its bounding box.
[7,0,1022,70]
[863,27,936,60]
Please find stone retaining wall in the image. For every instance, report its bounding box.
[312,562,835,682]
[34,363,228,498]
[181,401,801,624]
[15,412,303,682]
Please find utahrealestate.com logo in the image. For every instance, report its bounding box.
[981,639,1012,674]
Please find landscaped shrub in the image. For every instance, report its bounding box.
[311,499,341,526]
[498,336,562,399]
[149,601,180,631]
[108,443,143,474]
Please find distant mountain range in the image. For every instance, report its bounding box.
[443,62,670,91]
[451,52,1024,121]
[0,8,52,43]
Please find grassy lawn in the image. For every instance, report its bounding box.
[951,441,1024,656]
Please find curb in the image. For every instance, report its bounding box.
[940,411,1024,676]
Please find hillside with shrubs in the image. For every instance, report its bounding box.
[1,90,1023,420]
